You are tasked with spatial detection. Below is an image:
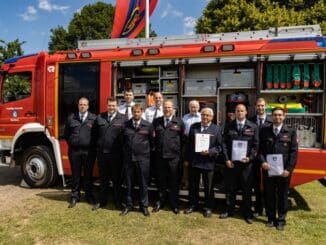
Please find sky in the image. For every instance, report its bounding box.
[0,0,209,54]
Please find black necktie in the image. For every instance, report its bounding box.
[274,127,279,135]
[108,114,112,122]
[153,108,158,119]
[202,125,208,132]
[80,113,84,122]
[165,118,170,127]
[258,118,264,129]
[125,106,129,118]
[238,123,243,131]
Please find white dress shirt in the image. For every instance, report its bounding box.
[143,105,163,123]
[182,112,201,135]
[118,101,135,120]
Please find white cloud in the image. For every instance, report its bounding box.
[20,6,37,21]
[183,16,196,34]
[184,16,196,29]
[161,3,183,18]
[38,0,69,12]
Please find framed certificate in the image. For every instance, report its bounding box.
[232,140,248,161]
[266,154,284,177]
[195,133,210,152]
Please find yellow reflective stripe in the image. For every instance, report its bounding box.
[0,136,14,139]
[62,155,68,160]
[293,169,326,175]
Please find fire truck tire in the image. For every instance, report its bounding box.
[319,178,326,187]
[21,145,58,187]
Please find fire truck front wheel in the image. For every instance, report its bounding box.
[21,145,58,187]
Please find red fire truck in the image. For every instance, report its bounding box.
[0,25,325,188]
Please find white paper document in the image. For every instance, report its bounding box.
[266,154,284,177]
[195,133,210,152]
[231,140,248,161]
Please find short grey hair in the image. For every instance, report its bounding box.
[201,107,214,116]
[189,100,199,107]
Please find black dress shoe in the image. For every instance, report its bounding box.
[172,208,180,214]
[276,224,284,231]
[219,212,233,219]
[184,207,195,215]
[91,202,101,211]
[141,207,150,217]
[68,199,77,208]
[245,218,253,224]
[266,221,275,228]
[120,207,131,216]
[203,209,212,218]
[152,204,161,213]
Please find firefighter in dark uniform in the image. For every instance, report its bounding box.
[152,100,185,214]
[249,97,272,216]
[64,97,97,208]
[93,97,126,210]
[220,103,259,224]
[120,104,154,217]
[184,107,223,217]
[259,107,298,231]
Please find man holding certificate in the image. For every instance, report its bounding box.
[184,107,222,218]
[259,107,298,231]
[220,103,259,224]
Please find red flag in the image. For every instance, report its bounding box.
[111,0,158,38]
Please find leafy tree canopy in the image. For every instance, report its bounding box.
[49,1,156,53]
[0,39,25,66]
[196,0,326,35]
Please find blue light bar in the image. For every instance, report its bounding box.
[4,53,38,64]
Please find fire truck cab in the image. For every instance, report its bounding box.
[0,25,325,188]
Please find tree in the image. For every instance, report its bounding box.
[48,1,157,53]
[48,26,72,53]
[196,0,326,35]
[49,2,115,53]
[0,39,25,65]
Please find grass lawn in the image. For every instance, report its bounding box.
[0,181,325,244]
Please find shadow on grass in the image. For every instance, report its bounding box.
[288,188,311,211]
[0,165,21,186]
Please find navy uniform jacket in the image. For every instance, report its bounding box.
[186,122,223,171]
[64,112,96,148]
[95,112,126,154]
[123,119,154,163]
[222,119,259,162]
[152,116,185,159]
[248,115,273,132]
[258,125,298,173]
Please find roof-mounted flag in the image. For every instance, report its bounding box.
[111,0,158,38]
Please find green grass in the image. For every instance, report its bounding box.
[0,181,325,244]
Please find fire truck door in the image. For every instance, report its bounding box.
[0,71,36,137]
[57,62,100,138]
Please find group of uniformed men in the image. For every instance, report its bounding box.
[64,90,298,231]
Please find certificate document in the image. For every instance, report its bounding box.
[266,154,284,177]
[195,133,210,152]
[232,140,248,161]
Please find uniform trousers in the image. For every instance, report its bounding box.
[224,162,253,218]
[156,157,180,209]
[125,160,150,208]
[97,153,123,206]
[263,172,290,225]
[68,147,95,200]
[188,167,215,209]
